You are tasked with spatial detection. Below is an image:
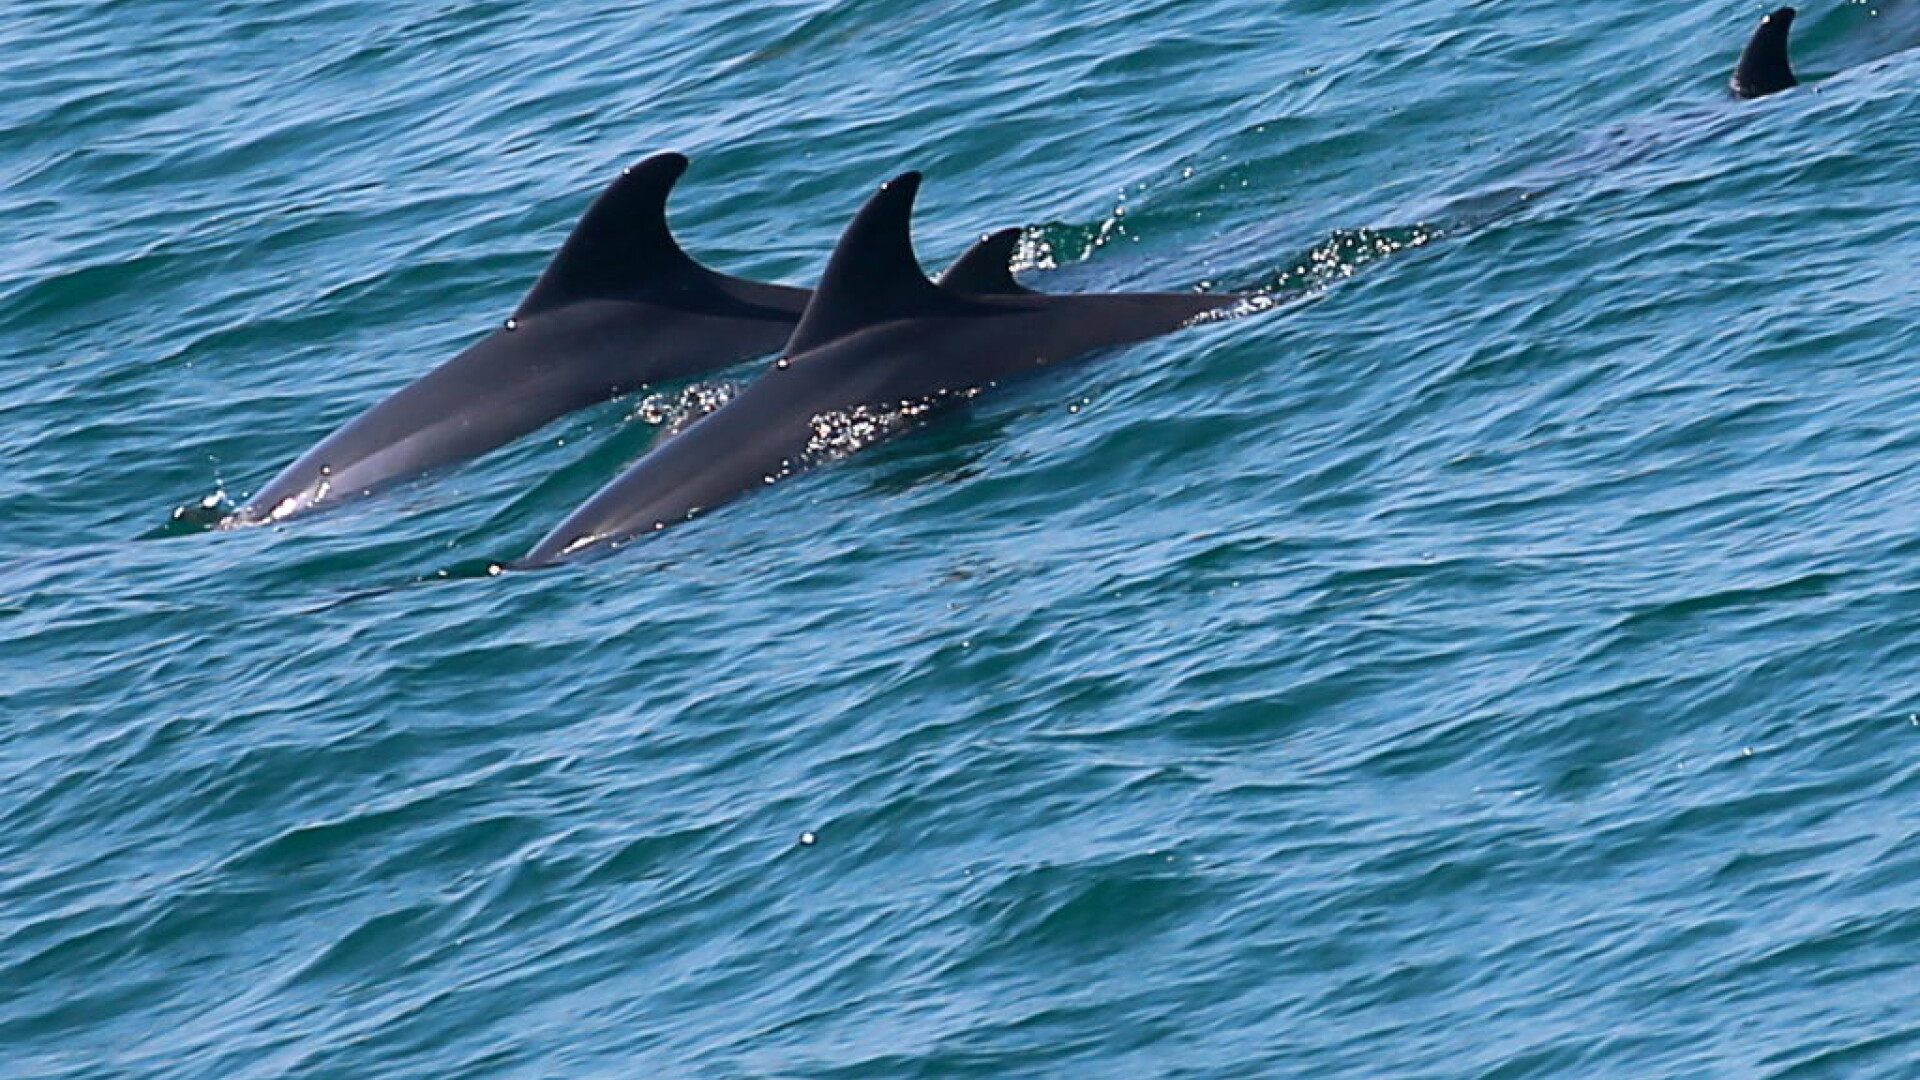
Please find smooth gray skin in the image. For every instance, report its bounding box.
[1732,7,1798,99]
[516,171,1247,568]
[223,152,809,527]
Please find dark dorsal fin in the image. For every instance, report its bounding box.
[515,153,709,319]
[784,172,989,355]
[937,228,1036,295]
[1732,7,1798,99]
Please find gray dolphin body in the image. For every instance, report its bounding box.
[1732,7,1798,99]
[224,153,810,527]
[516,172,1248,568]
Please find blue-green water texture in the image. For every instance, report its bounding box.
[7,1,1920,1076]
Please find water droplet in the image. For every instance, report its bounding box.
[799,832,816,846]
[775,357,790,369]
[504,318,519,331]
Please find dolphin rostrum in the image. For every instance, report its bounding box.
[515,171,1249,568]
[223,152,811,527]
[1732,7,1798,99]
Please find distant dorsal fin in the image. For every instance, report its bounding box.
[514,152,709,319]
[1732,7,1798,99]
[937,228,1035,295]
[784,172,989,355]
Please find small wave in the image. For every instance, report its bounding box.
[143,490,233,539]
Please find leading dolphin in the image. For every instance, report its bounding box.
[223,153,811,527]
[514,171,1250,568]
[1732,6,1798,99]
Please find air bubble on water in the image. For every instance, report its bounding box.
[1013,230,1056,272]
[634,381,739,433]
[801,397,942,463]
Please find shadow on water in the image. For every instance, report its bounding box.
[1397,0,1920,236]
[1060,7,1888,318]
[1218,1,1920,298]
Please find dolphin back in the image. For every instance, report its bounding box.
[514,170,1255,567]
[1733,7,1798,99]
[225,154,810,527]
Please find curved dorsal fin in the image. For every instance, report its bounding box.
[783,172,985,355]
[514,152,707,318]
[937,228,1035,295]
[1732,6,1798,99]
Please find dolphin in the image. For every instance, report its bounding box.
[1732,6,1798,99]
[932,226,1034,295]
[514,171,1249,568]
[223,152,811,527]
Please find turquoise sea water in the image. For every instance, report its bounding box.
[7,1,1920,1075]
